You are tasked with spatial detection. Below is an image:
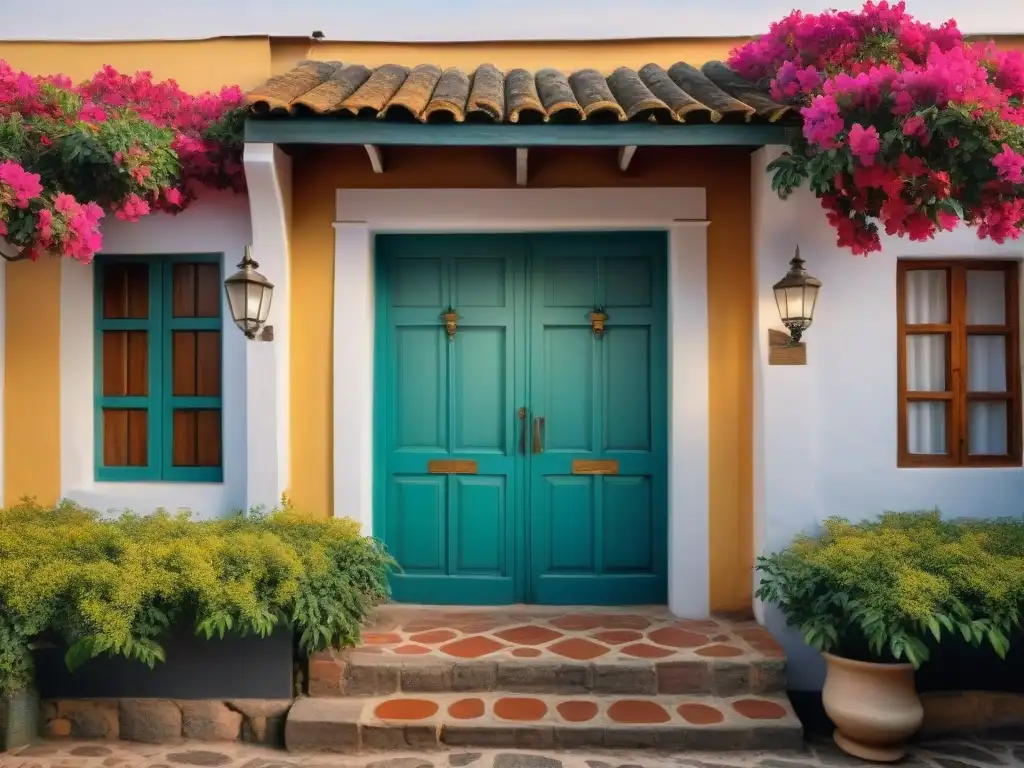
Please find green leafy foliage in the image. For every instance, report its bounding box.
[756,511,1024,668]
[0,498,394,695]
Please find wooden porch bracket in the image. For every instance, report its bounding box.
[516,148,528,186]
[363,144,384,173]
[618,145,637,172]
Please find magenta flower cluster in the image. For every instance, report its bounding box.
[0,60,244,263]
[729,1,1024,254]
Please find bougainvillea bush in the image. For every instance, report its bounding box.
[729,1,1024,254]
[0,62,244,263]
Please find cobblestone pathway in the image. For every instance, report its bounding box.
[3,738,1024,768]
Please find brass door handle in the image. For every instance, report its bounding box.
[518,407,527,454]
[533,417,545,454]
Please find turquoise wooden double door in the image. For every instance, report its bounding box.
[375,232,668,605]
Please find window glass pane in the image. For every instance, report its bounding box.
[968,401,1008,456]
[906,334,947,391]
[907,401,947,454]
[905,270,948,324]
[967,335,1007,392]
[966,270,1006,326]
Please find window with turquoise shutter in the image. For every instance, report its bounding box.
[94,254,224,482]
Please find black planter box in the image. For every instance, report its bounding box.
[916,628,1024,694]
[33,623,293,700]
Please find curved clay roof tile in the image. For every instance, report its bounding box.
[423,67,471,122]
[637,63,712,122]
[340,64,410,117]
[292,63,372,114]
[535,68,585,123]
[243,61,326,113]
[607,67,673,123]
[382,64,443,121]
[667,61,753,122]
[568,69,626,122]
[467,64,506,122]
[505,68,546,123]
[700,61,793,122]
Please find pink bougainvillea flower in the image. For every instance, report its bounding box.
[848,124,881,165]
[937,209,960,231]
[993,144,1024,184]
[0,160,43,208]
[114,193,151,223]
[801,94,845,148]
[77,103,107,123]
[902,115,927,138]
[726,1,1024,254]
[36,208,53,243]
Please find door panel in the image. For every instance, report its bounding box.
[527,232,668,605]
[377,235,523,604]
[376,231,667,606]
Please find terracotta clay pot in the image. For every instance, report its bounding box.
[822,652,923,762]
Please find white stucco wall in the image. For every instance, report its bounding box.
[751,146,1024,690]
[60,191,254,519]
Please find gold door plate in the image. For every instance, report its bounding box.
[428,459,478,474]
[572,459,619,475]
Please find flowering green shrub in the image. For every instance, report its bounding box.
[729,1,1024,254]
[0,61,244,263]
[0,500,393,697]
[757,511,1024,667]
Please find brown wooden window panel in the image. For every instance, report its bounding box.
[897,260,1022,467]
[96,255,223,482]
[102,409,148,467]
[173,410,222,467]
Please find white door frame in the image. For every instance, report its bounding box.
[333,187,711,617]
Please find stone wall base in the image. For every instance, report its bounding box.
[1,690,39,751]
[40,699,293,746]
[920,691,1024,738]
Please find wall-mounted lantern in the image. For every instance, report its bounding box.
[224,246,275,341]
[769,247,821,365]
[441,306,459,340]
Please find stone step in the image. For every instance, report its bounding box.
[285,691,803,753]
[309,608,787,698]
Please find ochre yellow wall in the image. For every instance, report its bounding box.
[275,37,748,72]
[0,39,271,507]
[5,258,62,507]
[289,146,755,614]
[0,38,272,92]
[274,34,1024,73]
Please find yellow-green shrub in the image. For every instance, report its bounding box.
[0,499,393,696]
[757,511,1024,668]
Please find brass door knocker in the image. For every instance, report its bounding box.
[441,306,459,340]
[589,307,608,338]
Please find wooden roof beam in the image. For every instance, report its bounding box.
[516,148,528,186]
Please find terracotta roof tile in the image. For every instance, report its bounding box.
[244,60,792,125]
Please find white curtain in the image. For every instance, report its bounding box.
[905,269,1007,456]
